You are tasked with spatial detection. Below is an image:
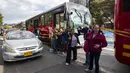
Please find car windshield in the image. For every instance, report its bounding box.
[6,31,36,40]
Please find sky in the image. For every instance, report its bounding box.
[0,0,69,24]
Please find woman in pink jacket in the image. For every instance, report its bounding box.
[85,25,107,73]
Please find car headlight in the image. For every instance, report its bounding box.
[5,46,15,53]
[38,43,43,49]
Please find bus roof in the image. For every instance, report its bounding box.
[26,2,88,22]
[26,2,66,21]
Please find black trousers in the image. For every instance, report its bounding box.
[66,47,77,64]
[89,52,101,73]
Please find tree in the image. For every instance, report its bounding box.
[0,13,3,28]
[89,0,114,28]
[4,24,10,29]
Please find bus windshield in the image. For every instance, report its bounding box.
[70,9,91,25]
[66,2,92,28]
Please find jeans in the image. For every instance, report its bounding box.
[89,52,101,73]
[85,53,90,65]
[51,38,57,52]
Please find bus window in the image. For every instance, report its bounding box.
[122,0,130,12]
[45,12,52,26]
[41,15,44,25]
[56,14,60,29]
[28,20,33,27]
[48,13,52,24]
[60,13,66,29]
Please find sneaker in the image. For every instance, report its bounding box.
[84,69,92,72]
[65,63,69,66]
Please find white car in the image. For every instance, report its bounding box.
[2,30,43,62]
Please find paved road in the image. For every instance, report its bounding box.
[0,42,87,73]
[0,40,130,73]
[77,46,130,73]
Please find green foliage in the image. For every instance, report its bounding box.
[0,13,3,27]
[90,0,114,26]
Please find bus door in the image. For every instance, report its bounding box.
[53,6,66,30]
[34,19,39,35]
[54,12,67,30]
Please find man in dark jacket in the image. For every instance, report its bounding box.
[80,26,89,39]
[77,26,82,36]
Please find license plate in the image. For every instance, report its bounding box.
[24,51,32,56]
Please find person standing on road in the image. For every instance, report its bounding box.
[65,29,80,65]
[83,33,90,66]
[61,29,69,54]
[85,25,107,73]
[57,28,63,53]
[51,28,58,53]
[83,25,92,66]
